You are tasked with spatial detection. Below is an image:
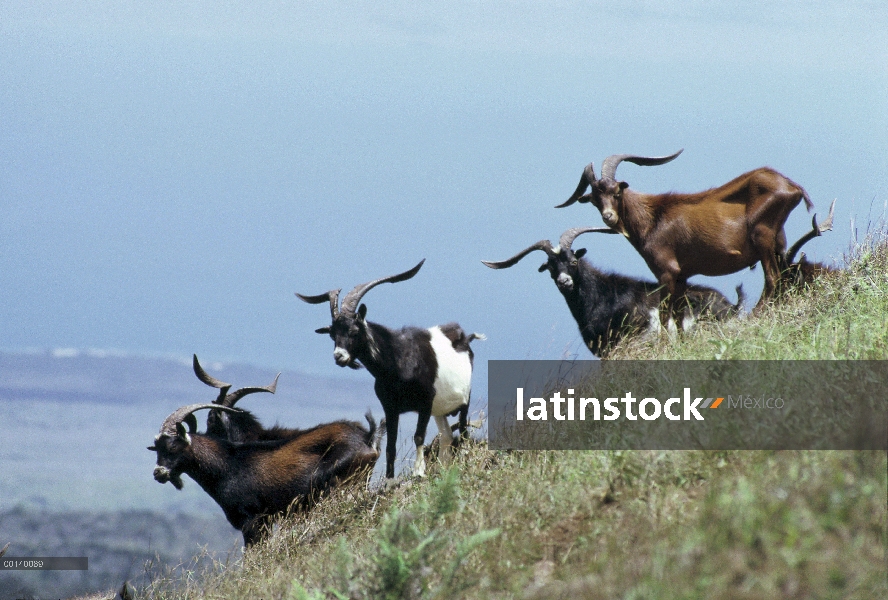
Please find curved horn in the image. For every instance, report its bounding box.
[194,354,280,408]
[295,289,342,320]
[339,259,425,315]
[785,199,836,264]
[818,198,836,233]
[481,240,556,269]
[555,162,598,208]
[558,226,620,251]
[600,149,683,181]
[222,373,281,408]
[193,355,231,390]
[158,404,242,438]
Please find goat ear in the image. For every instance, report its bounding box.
[147,445,157,451]
[357,303,368,321]
[575,248,587,259]
[315,326,331,334]
[176,422,192,445]
[538,263,548,273]
[618,181,629,191]
[183,413,198,434]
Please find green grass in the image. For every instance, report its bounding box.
[129,237,887,600]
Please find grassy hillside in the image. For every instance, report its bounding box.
[102,238,887,600]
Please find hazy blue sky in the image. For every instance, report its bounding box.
[2,2,886,386]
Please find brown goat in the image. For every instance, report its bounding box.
[557,150,813,326]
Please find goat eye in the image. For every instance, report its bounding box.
[570,259,578,266]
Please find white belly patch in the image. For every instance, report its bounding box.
[428,326,473,416]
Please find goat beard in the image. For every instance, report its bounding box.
[170,474,184,490]
[348,359,364,370]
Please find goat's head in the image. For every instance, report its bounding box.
[192,354,279,439]
[483,227,616,292]
[556,150,684,229]
[296,260,425,368]
[148,403,242,489]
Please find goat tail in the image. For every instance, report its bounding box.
[801,189,814,212]
[467,332,487,344]
[364,411,386,452]
[785,172,814,212]
[733,284,746,312]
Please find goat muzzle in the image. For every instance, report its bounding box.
[154,466,171,483]
[556,273,574,292]
[154,467,184,489]
[601,210,619,227]
[333,347,352,367]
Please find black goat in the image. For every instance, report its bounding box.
[483,227,743,356]
[191,354,292,443]
[297,260,485,479]
[148,404,381,546]
[778,199,837,291]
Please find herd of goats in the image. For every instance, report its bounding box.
[148,149,838,547]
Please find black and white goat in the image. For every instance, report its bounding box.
[483,227,743,356]
[148,404,381,546]
[297,260,485,479]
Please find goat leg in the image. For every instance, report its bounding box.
[413,410,432,477]
[384,412,400,479]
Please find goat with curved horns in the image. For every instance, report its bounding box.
[297,259,485,479]
[148,403,381,546]
[779,198,837,290]
[557,150,813,326]
[192,354,291,443]
[483,227,743,356]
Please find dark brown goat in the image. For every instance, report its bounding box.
[148,404,381,546]
[191,354,292,443]
[557,150,813,326]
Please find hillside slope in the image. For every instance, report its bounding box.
[119,239,888,599]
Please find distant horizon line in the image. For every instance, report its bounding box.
[0,346,336,378]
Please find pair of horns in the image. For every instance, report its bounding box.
[482,227,616,269]
[556,149,683,208]
[296,259,425,319]
[150,358,279,446]
[192,354,279,408]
